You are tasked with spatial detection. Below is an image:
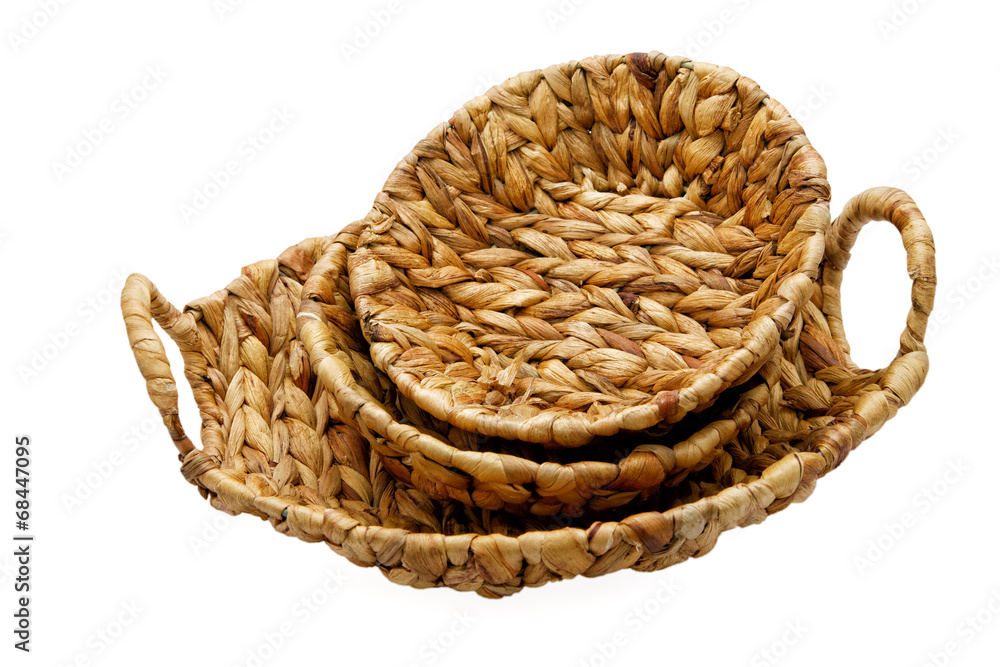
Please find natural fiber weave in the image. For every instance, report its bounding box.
[350,53,829,448]
[122,187,935,597]
[302,232,780,514]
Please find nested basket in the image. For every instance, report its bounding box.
[349,53,829,449]
[122,186,935,597]
[304,231,779,515]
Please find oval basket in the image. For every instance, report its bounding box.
[350,52,829,448]
[122,187,935,597]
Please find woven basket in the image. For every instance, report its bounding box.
[302,230,782,514]
[349,53,829,448]
[122,187,935,597]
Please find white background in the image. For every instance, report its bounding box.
[3,0,998,665]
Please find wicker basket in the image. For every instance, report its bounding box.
[349,53,829,448]
[122,187,935,597]
[301,231,782,514]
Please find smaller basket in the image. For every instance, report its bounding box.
[350,53,830,448]
[121,187,935,597]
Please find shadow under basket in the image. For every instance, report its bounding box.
[122,187,935,597]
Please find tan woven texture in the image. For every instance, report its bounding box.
[123,185,935,597]
[120,53,935,597]
[304,225,778,515]
[350,53,829,448]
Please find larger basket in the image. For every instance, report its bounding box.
[349,53,829,448]
[122,187,935,597]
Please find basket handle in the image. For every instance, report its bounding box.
[823,186,936,380]
[121,273,200,456]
